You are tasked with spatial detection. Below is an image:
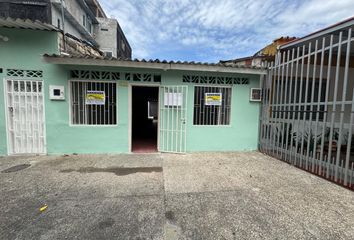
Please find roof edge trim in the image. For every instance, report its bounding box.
[43,54,267,75]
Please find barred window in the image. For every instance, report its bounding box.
[193,86,232,125]
[70,81,117,125]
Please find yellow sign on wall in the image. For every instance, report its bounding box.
[85,91,105,105]
[205,93,222,106]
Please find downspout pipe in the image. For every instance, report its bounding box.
[60,0,66,51]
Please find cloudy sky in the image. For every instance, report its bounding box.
[100,0,354,62]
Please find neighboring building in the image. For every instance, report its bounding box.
[221,37,297,68]
[0,0,132,59]
[259,17,354,190]
[0,19,265,156]
[221,55,264,68]
[95,17,132,59]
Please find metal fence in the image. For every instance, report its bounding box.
[259,24,354,190]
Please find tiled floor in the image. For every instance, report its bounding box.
[132,138,158,153]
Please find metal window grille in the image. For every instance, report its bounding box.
[159,86,188,153]
[193,86,232,125]
[5,79,45,154]
[69,70,161,82]
[7,69,43,78]
[70,81,117,125]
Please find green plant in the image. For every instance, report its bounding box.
[324,127,339,142]
[285,123,294,147]
[300,129,322,152]
[274,123,294,148]
[332,132,354,156]
[344,133,354,153]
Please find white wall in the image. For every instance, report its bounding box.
[94,18,118,57]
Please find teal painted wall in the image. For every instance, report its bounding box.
[161,71,260,152]
[44,66,130,154]
[0,28,58,155]
[0,27,261,155]
[0,28,130,155]
[0,37,5,155]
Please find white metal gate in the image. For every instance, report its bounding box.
[159,86,188,153]
[4,79,46,155]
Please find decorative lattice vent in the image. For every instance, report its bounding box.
[70,70,161,82]
[7,69,43,78]
[182,75,249,85]
[70,70,120,80]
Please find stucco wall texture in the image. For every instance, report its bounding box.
[0,28,261,155]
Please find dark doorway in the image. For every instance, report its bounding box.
[132,86,159,153]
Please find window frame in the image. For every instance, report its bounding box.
[193,85,233,127]
[104,51,113,58]
[121,40,126,51]
[57,18,61,29]
[273,77,327,121]
[82,14,86,27]
[87,16,92,34]
[68,79,118,127]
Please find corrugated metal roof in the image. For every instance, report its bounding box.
[43,53,264,70]
[0,17,59,31]
[43,53,267,75]
[220,56,254,64]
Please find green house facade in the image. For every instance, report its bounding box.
[0,25,266,155]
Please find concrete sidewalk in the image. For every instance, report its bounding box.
[0,152,354,239]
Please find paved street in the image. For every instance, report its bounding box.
[1,151,354,239]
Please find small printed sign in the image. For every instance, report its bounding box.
[85,91,105,105]
[164,92,183,106]
[205,93,222,106]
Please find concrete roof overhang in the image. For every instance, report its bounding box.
[0,17,59,31]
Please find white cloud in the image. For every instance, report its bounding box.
[100,0,354,62]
